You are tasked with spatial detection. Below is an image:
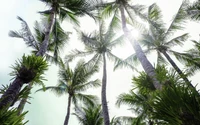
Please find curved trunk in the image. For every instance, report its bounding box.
[119,5,162,90]
[0,77,24,110]
[161,51,194,87]
[36,9,55,56]
[101,53,110,125]
[64,95,72,125]
[17,83,32,115]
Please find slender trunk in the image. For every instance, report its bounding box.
[101,53,110,125]
[64,95,72,125]
[17,8,56,114]
[36,9,55,56]
[0,77,24,110]
[119,5,162,90]
[161,51,194,87]
[17,84,32,115]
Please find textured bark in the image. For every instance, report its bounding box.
[0,77,23,110]
[17,7,56,114]
[101,53,110,125]
[36,10,55,56]
[17,84,32,115]
[119,5,162,90]
[161,51,194,87]
[64,95,72,125]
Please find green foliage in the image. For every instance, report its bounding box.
[187,0,200,21]
[10,54,48,87]
[150,84,200,124]
[37,59,100,106]
[73,104,103,125]
[0,108,28,125]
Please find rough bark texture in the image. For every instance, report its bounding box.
[101,53,110,125]
[17,8,56,114]
[17,84,32,115]
[0,77,24,109]
[64,95,72,125]
[162,51,194,87]
[36,10,55,56]
[119,5,162,90]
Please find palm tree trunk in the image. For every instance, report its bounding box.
[0,77,24,110]
[161,51,194,87]
[36,9,55,56]
[64,95,72,125]
[17,84,31,115]
[17,8,56,114]
[119,5,162,90]
[101,53,110,125]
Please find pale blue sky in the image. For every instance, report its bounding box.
[0,0,200,125]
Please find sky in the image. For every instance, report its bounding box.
[0,0,199,125]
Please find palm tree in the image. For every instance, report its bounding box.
[73,104,103,125]
[9,16,70,115]
[37,59,100,125]
[0,55,48,110]
[116,65,183,125]
[100,0,161,90]
[139,3,193,87]
[2,0,100,111]
[36,0,100,56]
[66,14,125,125]
[187,0,200,21]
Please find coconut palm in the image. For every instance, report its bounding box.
[37,59,100,125]
[0,55,48,110]
[73,104,103,125]
[100,0,161,90]
[9,16,70,115]
[139,3,193,87]
[36,0,100,56]
[116,65,184,125]
[66,15,125,125]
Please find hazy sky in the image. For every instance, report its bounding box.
[0,0,199,125]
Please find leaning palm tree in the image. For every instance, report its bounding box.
[73,104,103,125]
[139,2,193,87]
[37,59,100,125]
[1,0,100,110]
[9,16,70,115]
[100,0,161,90]
[0,54,48,110]
[66,15,125,125]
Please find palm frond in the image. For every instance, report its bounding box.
[187,0,200,21]
[165,33,189,47]
[74,93,99,107]
[9,16,38,49]
[74,79,101,92]
[164,0,188,39]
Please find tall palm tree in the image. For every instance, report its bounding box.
[1,0,100,111]
[37,59,100,125]
[9,17,70,115]
[0,55,48,110]
[100,0,161,90]
[139,2,193,87]
[67,16,125,125]
[73,104,103,125]
[36,0,100,56]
